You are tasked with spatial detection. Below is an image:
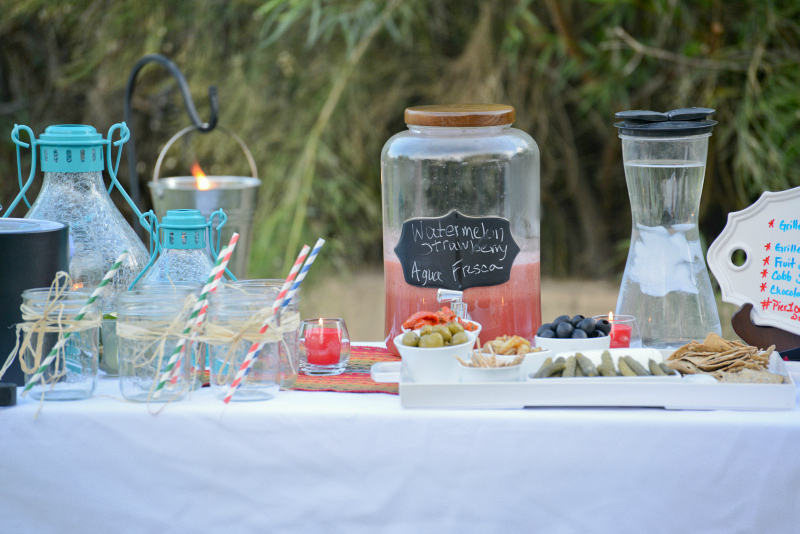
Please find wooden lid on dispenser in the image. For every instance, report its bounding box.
[404,104,515,127]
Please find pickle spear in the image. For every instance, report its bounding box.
[648,359,667,376]
[624,356,650,376]
[599,351,616,377]
[537,362,566,378]
[617,357,636,376]
[563,356,577,377]
[576,353,598,377]
[533,357,554,378]
[659,362,671,375]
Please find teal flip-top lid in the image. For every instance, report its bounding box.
[38,124,106,173]
[160,209,208,250]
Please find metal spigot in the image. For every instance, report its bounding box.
[437,288,467,319]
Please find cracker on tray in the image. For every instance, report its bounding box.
[666,333,782,383]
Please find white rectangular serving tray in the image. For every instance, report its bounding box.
[370,348,797,411]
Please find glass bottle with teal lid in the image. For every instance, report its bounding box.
[132,208,236,287]
[5,123,149,312]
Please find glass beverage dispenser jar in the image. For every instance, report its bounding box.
[382,104,541,354]
[614,108,722,348]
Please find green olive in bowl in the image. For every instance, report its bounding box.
[450,332,469,346]
[419,332,445,348]
[447,322,465,334]
[432,324,452,342]
[402,332,420,347]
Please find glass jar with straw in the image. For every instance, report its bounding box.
[19,286,100,400]
[117,284,200,402]
[222,279,300,389]
[206,288,282,401]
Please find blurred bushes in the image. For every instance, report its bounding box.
[1,0,799,277]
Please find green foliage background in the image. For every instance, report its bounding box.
[1,0,799,277]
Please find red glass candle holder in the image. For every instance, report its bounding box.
[593,314,642,349]
[299,318,351,376]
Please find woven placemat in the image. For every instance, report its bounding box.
[292,345,399,394]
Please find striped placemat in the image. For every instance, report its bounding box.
[292,344,399,394]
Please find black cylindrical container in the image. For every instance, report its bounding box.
[0,219,69,386]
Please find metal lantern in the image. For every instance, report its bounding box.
[5,123,149,312]
[131,208,234,287]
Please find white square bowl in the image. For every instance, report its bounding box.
[534,334,611,353]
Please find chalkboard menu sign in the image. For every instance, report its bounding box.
[393,210,520,291]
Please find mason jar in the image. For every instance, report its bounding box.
[223,279,300,389]
[207,289,281,401]
[21,287,100,400]
[117,285,199,402]
[381,104,541,355]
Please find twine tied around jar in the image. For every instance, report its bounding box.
[115,293,198,405]
[0,272,101,388]
[201,307,300,386]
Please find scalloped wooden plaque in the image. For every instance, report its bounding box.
[708,186,800,337]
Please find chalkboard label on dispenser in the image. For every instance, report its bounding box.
[393,210,521,291]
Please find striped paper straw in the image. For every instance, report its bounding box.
[22,251,129,397]
[273,244,310,313]
[222,238,325,404]
[279,238,324,317]
[152,233,239,398]
[164,232,240,386]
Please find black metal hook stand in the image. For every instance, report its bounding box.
[124,54,219,216]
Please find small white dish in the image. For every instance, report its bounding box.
[459,362,522,382]
[394,327,481,383]
[534,334,611,353]
[402,321,482,340]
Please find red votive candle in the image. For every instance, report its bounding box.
[610,323,632,348]
[305,327,342,365]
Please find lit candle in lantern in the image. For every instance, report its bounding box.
[608,312,632,348]
[305,318,343,365]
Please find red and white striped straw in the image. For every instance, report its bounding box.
[273,244,310,314]
[222,240,323,403]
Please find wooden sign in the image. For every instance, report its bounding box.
[393,210,520,291]
[708,186,800,337]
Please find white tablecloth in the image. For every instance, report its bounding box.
[2,357,800,534]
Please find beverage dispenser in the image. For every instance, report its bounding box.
[381,104,541,354]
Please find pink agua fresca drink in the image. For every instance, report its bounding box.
[384,256,541,355]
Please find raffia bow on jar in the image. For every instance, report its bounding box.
[116,288,200,408]
[0,272,102,404]
[201,290,300,401]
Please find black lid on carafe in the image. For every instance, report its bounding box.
[614,107,716,137]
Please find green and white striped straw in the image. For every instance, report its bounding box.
[22,251,128,397]
[152,233,239,398]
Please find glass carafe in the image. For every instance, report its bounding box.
[615,108,722,349]
[6,124,149,312]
